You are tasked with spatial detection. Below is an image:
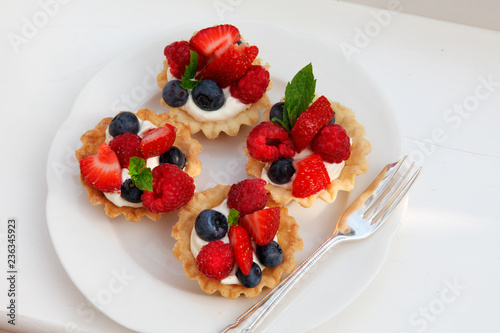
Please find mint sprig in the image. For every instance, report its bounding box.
[180,50,201,90]
[228,208,240,226]
[128,156,153,192]
[272,63,316,132]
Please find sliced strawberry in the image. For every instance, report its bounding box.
[189,24,240,58]
[79,143,122,192]
[239,207,280,246]
[140,124,177,159]
[228,225,253,276]
[290,95,335,152]
[243,45,259,63]
[292,154,331,198]
[196,45,252,88]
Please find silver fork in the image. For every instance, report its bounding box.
[222,156,421,333]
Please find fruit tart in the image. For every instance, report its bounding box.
[157,24,271,139]
[76,108,202,222]
[172,179,303,299]
[245,63,371,207]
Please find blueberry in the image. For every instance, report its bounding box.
[236,262,262,288]
[269,102,284,125]
[195,209,228,242]
[160,146,186,169]
[192,79,224,111]
[268,158,295,184]
[109,112,140,137]
[120,179,143,203]
[162,80,189,107]
[256,241,283,268]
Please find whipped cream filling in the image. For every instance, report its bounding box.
[103,120,160,207]
[166,69,249,123]
[190,199,273,285]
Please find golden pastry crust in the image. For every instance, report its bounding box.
[246,98,371,208]
[157,59,272,139]
[171,184,303,299]
[75,108,202,222]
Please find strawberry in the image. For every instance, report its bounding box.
[292,154,331,198]
[228,225,253,276]
[243,45,259,63]
[196,45,253,88]
[108,132,143,168]
[79,143,122,192]
[239,207,280,246]
[140,124,177,159]
[290,95,334,152]
[196,240,234,280]
[189,24,240,58]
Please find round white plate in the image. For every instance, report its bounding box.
[46,20,403,333]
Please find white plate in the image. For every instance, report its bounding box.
[46,20,403,333]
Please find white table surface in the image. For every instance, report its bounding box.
[1,0,499,332]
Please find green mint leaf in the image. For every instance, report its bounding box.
[227,208,240,226]
[180,50,201,90]
[128,156,153,192]
[283,63,316,129]
[271,117,290,132]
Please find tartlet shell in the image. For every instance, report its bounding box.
[75,108,202,222]
[171,184,303,299]
[156,59,272,139]
[246,98,372,208]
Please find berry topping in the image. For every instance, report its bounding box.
[108,112,140,137]
[189,24,240,58]
[108,132,143,168]
[268,158,295,185]
[290,95,335,152]
[162,80,189,107]
[141,164,195,213]
[311,124,351,163]
[196,45,253,88]
[292,154,331,198]
[164,41,206,79]
[195,209,229,242]
[140,124,177,159]
[191,79,225,111]
[120,178,143,203]
[243,45,259,63]
[159,146,186,169]
[269,102,285,126]
[239,207,280,246]
[228,225,254,276]
[246,122,296,163]
[236,262,262,288]
[227,179,267,216]
[196,240,234,280]
[256,241,283,268]
[229,65,270,104]
[79,143,121,192]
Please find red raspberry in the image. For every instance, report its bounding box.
[227,179,267,216]
[229,65,270,104]
[141,164,195,213]
[290,95,334,152]
[108,132,143,168]
[311,124,351,163]
[246,122,296,163]
[196,240,234,280]
[164,41,207,79]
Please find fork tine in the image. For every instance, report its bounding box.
[365,160,415,219]
[363,156,408,217]
[370,164,422,224]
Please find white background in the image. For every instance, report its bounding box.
[1,0,499,332]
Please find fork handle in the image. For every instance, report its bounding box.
[221,232,348,333]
